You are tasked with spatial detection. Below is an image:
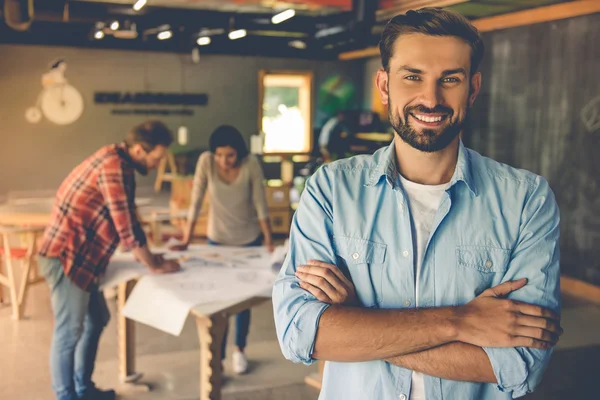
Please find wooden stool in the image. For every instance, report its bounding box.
[0,226,45,320]
[144,209,187,247]
[154,152,177,193]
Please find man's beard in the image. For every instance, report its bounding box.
[389,101,467,153]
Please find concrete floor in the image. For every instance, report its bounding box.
[1,277,599,400]
[0,280,320,400]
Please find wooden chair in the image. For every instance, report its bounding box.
[0,226,45,320]
[154,152,178,193]
[143,209,187,247]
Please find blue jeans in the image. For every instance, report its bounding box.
[38,256,110,400]
[207,236,262,358]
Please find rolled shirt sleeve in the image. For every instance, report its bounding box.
[483,176,561,398]
[272,165,338,365]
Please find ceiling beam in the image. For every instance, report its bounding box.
[282,0,352,8]
[74,0,353,12]
[471,0,600,32]
[338,46,379,60]
[339,0,600,60]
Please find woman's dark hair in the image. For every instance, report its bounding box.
[209,125,249,162]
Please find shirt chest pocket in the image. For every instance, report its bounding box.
[333,236,387,307]
[456,245,511,296]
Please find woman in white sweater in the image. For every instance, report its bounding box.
[174,125,273,374]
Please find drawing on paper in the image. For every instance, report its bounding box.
[179,256,227,268]
[179,281,215,292]
[232,248,265,259]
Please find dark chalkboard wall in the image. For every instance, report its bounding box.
[465,13,600,285]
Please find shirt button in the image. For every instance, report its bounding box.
[352,252,360,260]
[402,250,409,258]
[404,300,411,307]
[485,260,493,269]
[399,394,407,400]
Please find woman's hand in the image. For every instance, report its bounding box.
[265,242,275,253]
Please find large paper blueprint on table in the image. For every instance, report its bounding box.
[101,244,281,336]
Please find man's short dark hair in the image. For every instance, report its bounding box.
[124,120,173,151]
[379,8,484,75]
[209,125,249,162]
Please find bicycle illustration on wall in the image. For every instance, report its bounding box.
[25,58,84,125]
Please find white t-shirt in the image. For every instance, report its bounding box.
[399,174,449,400]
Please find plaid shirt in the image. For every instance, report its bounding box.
[39,143,147,291]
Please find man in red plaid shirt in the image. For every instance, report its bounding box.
[38,120,180,400]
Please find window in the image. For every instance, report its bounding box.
[258,71,313,154]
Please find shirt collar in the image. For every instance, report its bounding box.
[452,140,478,196]
[115,142,135,168]
[365,139,478,196]
[365,140,398,187]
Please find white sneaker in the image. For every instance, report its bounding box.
[232,351,248,375]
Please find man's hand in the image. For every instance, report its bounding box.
[295,260,358,306]
[149,259,181,274]
[455,278,563,349]
[152,253,165,264]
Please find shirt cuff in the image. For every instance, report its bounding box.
[120,226,147,251]
[289,300,331,365]
[483,347,531,398]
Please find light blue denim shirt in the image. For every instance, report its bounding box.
[273,140,560,400]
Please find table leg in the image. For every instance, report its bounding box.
[19,231,41,282]
[117,280,149,392]
[0,259,4,304]
[15,236,36,318]
[196,313,228,400]
[3,233,21,320]
[150,219,163,247]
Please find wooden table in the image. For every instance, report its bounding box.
[116,278,270,400]
[1,200,272,399]
[0,202,187,247]
[0,202,52,227]
[0,225,46,319]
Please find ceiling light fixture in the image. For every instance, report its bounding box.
[198,28,226,36]
[197,37,211,46]
[272,9,295,24]
[315,25,345,39]
[228,29,247,40]
[110,21,119,30]
[94,30,104,40]
[133,0,147,12]
[288,40,306,49]
[157,30,172,40]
